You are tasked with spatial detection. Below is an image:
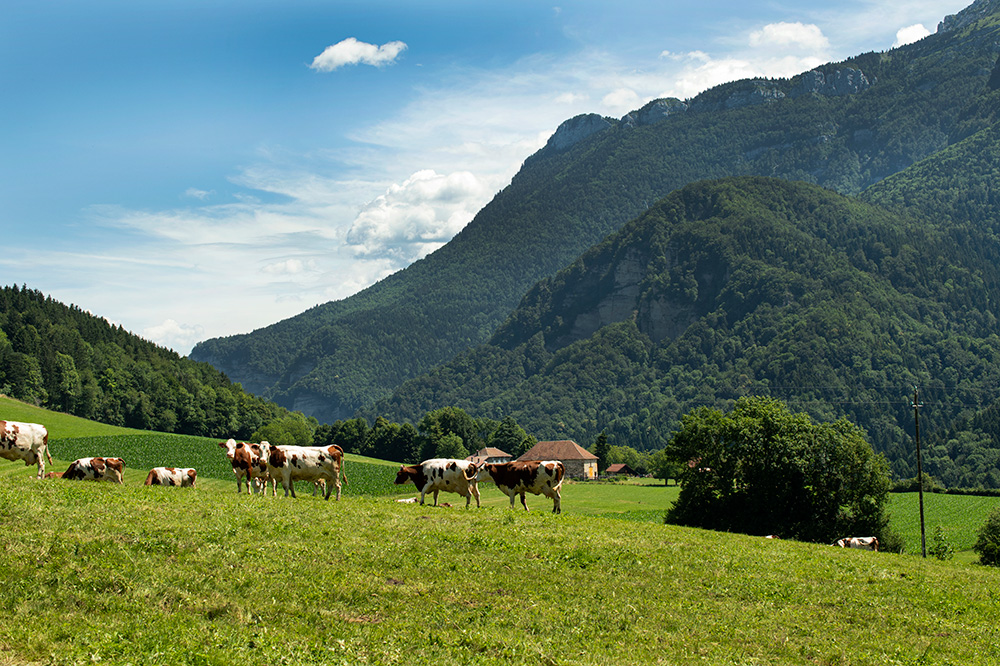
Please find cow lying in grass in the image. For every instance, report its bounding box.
[63,457,126,484]
[144,467,197,487]
[832,536,879,551]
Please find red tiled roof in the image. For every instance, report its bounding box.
[518,440,598,461]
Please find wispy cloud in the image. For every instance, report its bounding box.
[310,38,408,71]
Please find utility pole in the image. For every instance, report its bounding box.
[912,387,927,558]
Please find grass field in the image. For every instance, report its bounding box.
[3,397,1000,663]
[0,473,999,665]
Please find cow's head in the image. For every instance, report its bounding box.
[394,466,413,485]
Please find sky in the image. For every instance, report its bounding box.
[1,0,972,355]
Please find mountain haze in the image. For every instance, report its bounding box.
[191,0,1000,426]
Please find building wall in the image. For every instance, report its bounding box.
[564,459,597,479]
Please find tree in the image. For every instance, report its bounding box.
[664,397,891,543]
[648,448,683,486]
[252,414,315,447]
[973,507,1000,566]
[434,433,469,460]
[488,416,534,458]
[591,432,610,476]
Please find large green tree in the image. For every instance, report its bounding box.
[664,397,891,543]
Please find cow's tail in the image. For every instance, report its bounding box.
[341,465,349,486]
[44,433,53,463]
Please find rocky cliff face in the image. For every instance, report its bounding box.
[542,66,873,154]
[939,0,1000,32]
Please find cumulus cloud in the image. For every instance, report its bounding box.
[893,24,931,47]
[143,319,205,354]
[749,22,830,52]
[310,38,408,71]
[346,170,487,262]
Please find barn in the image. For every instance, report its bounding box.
[518,440,598,479]
[605,463,636,477]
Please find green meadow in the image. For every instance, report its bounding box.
[2,396,1000,664]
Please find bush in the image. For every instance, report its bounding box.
[928,525,954,561]
[973,507,1000,567]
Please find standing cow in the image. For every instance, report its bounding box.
[63,457,126,484]
[218,439,269,494]
[394,458,481,508]
[0,420,53,478]
[144,467,197,487]
[477,460,565,513]
[264,444,348,500]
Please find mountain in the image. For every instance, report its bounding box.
[190,0,1000,424]
[364,174,1000,483]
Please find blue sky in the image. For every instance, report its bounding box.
[1,0,971,354]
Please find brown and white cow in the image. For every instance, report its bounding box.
[144,467,197,488]
[218,439,269,494]
[394,458,481,508]
[0,420,53,478]
[833,536,879,551]
[264,444,348,500]
[477,460,565,513]
[63,457,126,484]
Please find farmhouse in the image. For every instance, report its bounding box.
[467,447,513,465]
[518,440,598,479]
[605,463,636,477]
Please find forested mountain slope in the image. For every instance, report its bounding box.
[191,1,1000,423]
[0,286,288,439]
[364,176,1000,484]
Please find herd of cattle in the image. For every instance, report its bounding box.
[0,418,880,544]
[0,419,567,513]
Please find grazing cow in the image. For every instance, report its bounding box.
[833,536,879,551]
[394,458,481,508]
[63,457,126,484]
[144,467,197,488]
[218,439,269,494]
[477,460,565,514]
[265,444,347,500]
[0,420,53,478]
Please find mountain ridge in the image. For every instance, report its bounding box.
[191,0,1000,426]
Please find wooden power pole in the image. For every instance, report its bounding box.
[912,387,927,558]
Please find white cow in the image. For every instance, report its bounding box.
[394,458,481,508]
[264,443,348,500]
[476,460,565,513]
[144,467,197,487]
[0,420,52,478]
[833,536,879,551]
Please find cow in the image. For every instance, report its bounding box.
[144,467,197,488]
[833,536,879,551]
[63,457,126,484]
[218,439,268,494]
[265,444,348,500]
[477,460,565,514]
[0,420,53,478]
[394,458,481,508]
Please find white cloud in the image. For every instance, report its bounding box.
[184,188,213,200]
[310,38,408,72]
[601,87,642,114]
[144,319,205,354]
[893,23,931,47]
[346,169,487,262]
[749,22,830,52]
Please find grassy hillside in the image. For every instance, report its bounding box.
[0,474,998,665]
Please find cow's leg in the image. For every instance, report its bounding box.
[471,484,480,508]
[419,483,429,505]
[432,489,440,506]
[508,491,517,510]
[520,492,529,511]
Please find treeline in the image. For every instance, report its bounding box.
[0,285,288,439]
